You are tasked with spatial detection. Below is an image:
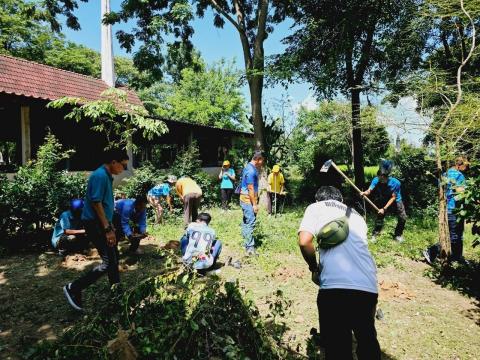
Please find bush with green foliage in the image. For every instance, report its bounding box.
[389,145,437,212]
[170,142,221,207]
[0,134,87,240]
[118,163,163,200]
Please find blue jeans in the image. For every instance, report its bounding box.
[427,212,464,261]
[241,202,256,250]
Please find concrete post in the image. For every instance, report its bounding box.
[101,0,115,87]
[20,105,31,164]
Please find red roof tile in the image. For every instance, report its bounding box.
[0,55,143,107]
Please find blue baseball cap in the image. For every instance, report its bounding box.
[70,199,84,210]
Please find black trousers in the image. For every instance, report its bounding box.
[427,212,465,262]
[183,193,202,224]
[267,192,285,214]
[373,200,407,237]
[71,220,120,292]
[221,188,233,209]
[317,289,381,360]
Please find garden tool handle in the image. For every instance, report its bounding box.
[330,162,380,212]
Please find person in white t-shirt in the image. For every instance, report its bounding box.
[298,186,380,360]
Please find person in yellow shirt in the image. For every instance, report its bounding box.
[267,165,285,215]
[173,176,203,224]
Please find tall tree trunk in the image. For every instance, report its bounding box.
[249,77,265,151]
[351,88,365,189]
[436,134,451,261]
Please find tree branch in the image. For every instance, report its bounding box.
[206,0,242,34]
[355,22,376,82]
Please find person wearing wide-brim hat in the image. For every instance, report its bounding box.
[267,164,286,215]
[219,160,236,210]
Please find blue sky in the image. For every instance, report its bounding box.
[61,1,426,145]
[62,1,310,112]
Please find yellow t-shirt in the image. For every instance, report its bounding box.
[268,172,285,194]
[176,177,202,197]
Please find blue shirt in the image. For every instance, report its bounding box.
[240,163,258,195]
[148,183,170,197]
[220,168,235,189]
[445,168,466,212]
[51,210,83,248]
[82,165,114,222]
[369,176,402,202]
[114,199,147,237]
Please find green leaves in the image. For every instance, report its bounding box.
[48,88,168,150]
[139,59,248,130]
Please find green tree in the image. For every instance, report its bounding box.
[139,60,248,130]
[274,0,428,188]
[289,101,390,175]
[99,0,289,151]
[48,88,168,149]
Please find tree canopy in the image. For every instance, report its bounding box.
[139,59,248,130]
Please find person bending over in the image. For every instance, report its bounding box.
[180,212,222,272]
[173,176,203,225]
[113,197,148,254]
[298,186,380,360]
[147,175,176,224]
[361,170,407,242]
[51,199,86,256]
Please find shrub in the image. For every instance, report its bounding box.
[390,145,437,212]
[170,141,202,178]
[0,134,87,241]
[118,162,163,199]
[170,142,222,208]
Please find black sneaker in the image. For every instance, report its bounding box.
[63,283,83,311]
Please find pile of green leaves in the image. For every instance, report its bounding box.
[0,133,87,241]
[27,263,285,359]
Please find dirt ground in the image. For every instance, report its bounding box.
[0,233,479,359]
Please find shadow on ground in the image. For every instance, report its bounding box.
[0,237,168,359]
[425,259,480,300]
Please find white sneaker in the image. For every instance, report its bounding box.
[394,236,404,243]
[370,235,377,243]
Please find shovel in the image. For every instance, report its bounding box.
[320,160,380,212]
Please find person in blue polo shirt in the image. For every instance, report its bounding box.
[423,157,469,264]
[63,148,129,312]
[361,169,407,242]
[51,199,86,256]
[239,150,265,256]
[113,197,148,254]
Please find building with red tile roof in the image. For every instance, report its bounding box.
[0,55,143,106]
[0,55,251,173]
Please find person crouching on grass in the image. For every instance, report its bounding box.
[298,186,380,360]
[180,212,222,273]
[63,148,129,311]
